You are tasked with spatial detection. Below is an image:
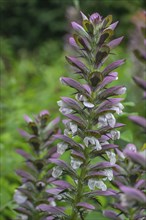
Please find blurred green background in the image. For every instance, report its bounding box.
[0,0,145,219]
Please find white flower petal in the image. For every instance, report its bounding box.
[71,157,83,170]
[104,169,113,181]
[70,122,78,134]
[57,142,68,155]
[83,136,101,150]
[52,167,62,178]
[110,130,120,140]
[59,107,73,114]
[106,151,116,165]
[83,101,94,108]
[98,115,108,128]
[105,113,116,128]
[96,180,107,191]
[14,189,27,204]
[88,179,97,190]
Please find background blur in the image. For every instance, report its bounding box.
[0,0,145,219]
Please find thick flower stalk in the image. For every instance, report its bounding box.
[14,110,60,220]
[49,12,125,219]
[104,144,146,220]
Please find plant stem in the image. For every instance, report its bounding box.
[70,146,90,220]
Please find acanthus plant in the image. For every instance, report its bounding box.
[39,11,127,219]
[14,110,62,220]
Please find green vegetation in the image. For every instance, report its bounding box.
[0,0,145,219]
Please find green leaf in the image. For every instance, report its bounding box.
[121,130,133,142]
[123,101,135,107]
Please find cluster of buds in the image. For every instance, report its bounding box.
[104,144,146,220]
[47,11,126,219]
[14,111,61,220]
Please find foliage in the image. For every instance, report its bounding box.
[1,1,146,220]
[0,0,145,50]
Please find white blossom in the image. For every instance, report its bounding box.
[111,103,124,115]
[64,121,78,136]
[83,136,102,151]
[57,100,73,114]
[105,113,116,128]
[96,180,107,191]
[88,179,97,190]
[83,101,94,108]
[88,179,107,191]
[110,130,120,140]
[98,115,108,128]
[14,188,27,204]
[52,166,62,178]
[103,169,113,181]
[69,122,78,134]
[98,113,116,128]
[106,151,116,165]
[70,157,83,170]
[59,107,73,114]
[57,142,68,155]
[50,200,56,207]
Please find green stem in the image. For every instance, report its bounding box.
[70,147,90,220]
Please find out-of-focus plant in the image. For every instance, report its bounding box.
[104,143,146,220]
[14,111,61,220]
[37,11,127,219]
[129,10,146,134]
[129,10,146,75]
[104,11,146,219]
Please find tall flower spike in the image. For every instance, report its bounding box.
[14,111,62,220]
[53,11,125,219]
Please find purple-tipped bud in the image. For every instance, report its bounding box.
[89,12,102,24]
[24,115,32,123]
